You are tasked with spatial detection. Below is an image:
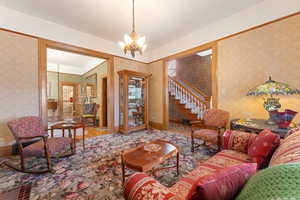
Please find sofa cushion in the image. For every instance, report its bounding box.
[248,129,280,168]
[236,163,300,200]
[205,150,252,169]
[223,130,257,153]
[193,163,257,200]
[269,130,300,167]
[193,129,219,144]
[170,150,251,199]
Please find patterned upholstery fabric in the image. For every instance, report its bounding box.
[248,129,280,168]
[286,127,300,137]
[124,131,256,200]
[223,130,257,153]
[193,129,218,144]
[7,116,46,138]
[194,163,257,200]
[124,173,178,200]
[203,109,230,128]
[23,137,72,157]
[170,150,252,199]
[236,163,300,200]
[269,130,300,167]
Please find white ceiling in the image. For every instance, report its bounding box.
[1,0,264,50]
[47,48,105,75]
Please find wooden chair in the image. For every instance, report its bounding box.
[3,116,74,174]
[81,103,99,127]
[191,109,229,152]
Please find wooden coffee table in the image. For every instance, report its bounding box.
[50,122,85,153]
[121,139,180,184]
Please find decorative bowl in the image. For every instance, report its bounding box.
[270,109,298,129]
[144,144,161,152]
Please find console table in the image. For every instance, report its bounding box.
[230,119,291,138]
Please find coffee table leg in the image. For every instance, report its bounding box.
[121,154,125,185]
[62,129,65,137]
[176,152,179,176]
[73,128,77,153]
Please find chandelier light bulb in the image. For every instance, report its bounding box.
[118,0,147,58]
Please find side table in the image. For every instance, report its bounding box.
[230,119,291,138]
[50,122,85,153]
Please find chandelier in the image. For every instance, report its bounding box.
[119,0,147,58]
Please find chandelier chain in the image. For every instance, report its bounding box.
[132,0,135,32]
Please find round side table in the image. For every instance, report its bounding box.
[50,122,85,153]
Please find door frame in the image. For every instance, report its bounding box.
[162,41,218,129]
[59,81,79,117]
[38,39,115,131]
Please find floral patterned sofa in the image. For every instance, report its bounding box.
[124,128,300,200]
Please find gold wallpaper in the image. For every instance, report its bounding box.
[0,31,39,149]
[218,14,300,122]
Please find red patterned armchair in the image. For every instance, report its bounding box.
[4,116,74,173]
[124,130,256,200]
[191,109,230,152]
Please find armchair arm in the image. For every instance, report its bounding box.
[18,135,48,140]
[124,173,177,200]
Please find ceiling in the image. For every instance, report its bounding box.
[1,0,263,50]
[47,48,105,75]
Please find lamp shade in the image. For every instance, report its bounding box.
[247,76,300,96]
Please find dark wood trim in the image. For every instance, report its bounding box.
[38,39,48,126]
[162,61,169,130]
[150,121,165,130]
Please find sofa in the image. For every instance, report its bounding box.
[124,128,300,200]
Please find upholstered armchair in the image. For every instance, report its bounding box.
[4,116,74,173]
[191,109,229,152]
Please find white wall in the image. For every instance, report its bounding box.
[1,1,300,62]
[0,6,147,62]
[149,0,300,61]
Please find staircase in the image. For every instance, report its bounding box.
[168,76,211,121]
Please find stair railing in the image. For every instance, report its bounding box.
[168,76,210,120]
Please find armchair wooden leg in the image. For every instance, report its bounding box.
[191,130,195,152]
[43,137,52,172]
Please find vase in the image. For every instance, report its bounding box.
[270,109,298,129]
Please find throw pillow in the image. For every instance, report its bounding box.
[236,163,300,200]
[223,130,257,153]
[191,163,257,200]
[248,129,280,168]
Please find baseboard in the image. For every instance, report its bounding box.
[0,145,12,156]
[150,121,166,130]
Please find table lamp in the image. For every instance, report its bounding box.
[247,76,300,124]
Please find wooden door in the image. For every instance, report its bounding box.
[59,82,79,120]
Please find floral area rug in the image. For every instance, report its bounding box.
[0,130,215,200]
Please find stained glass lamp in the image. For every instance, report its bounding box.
[247,76,300,124]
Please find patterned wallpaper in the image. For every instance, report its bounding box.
[218,14,300,122]
[0,31,39,148]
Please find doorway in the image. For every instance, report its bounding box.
[46,47,108,129]
[163,42,218,132]
[60,82,79,119]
